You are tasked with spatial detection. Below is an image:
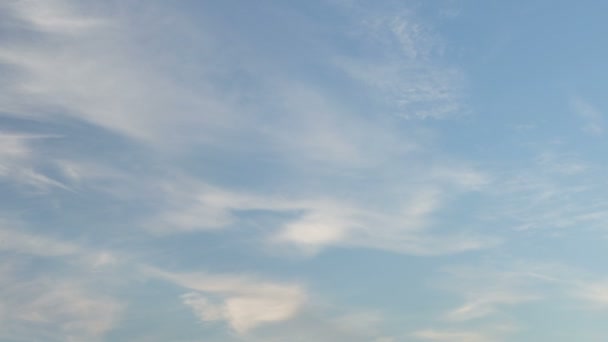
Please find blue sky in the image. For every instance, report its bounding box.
[2,0,608,341]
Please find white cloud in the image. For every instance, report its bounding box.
[435,263,561,322]
[412,322,519,342]
[348,231,500,257]
[0,132,68,190]
[0,0,464,162]
[138,169,498,256]
[0,133,32,159]
[436,260,608,331]
[181,291,304,334]
[0,226,81,257]
[8,0,105,35]
[0,260,123,342]
[276,209,351,248]
[145,267,306,334]
[445,291,539,321]
[574,281,608,308]
[150,179,498,256]
[0,219,118,267]
[151,181,489,261]
[6,0,107,35]
[272,185,498,256]
[144,179,305,234]
[0,0,239,148]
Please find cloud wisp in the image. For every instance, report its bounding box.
[144,266,306,334]
[570,96,605,136]
[0,132,68,190]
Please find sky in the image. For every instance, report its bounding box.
[2,0,608,341]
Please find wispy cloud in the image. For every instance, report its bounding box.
[0,132,68,190]
[0,272,122,342]
[472,146,608,235]
[0,225,81,257]
[0,222,118,268]
[413,329,493,342]
[269,163,497,256]
[434,259,608,329]
[334,6,463,119]
[435,262,564,322]
[141,174,498,256]
[6,0,107,35]
[145,267,306,334]
[445,291,539,321]
[578,285,608,304]
[572,281,608,309]
[0,226,122,341]
[570,96,604,136]
[0,0,237,147]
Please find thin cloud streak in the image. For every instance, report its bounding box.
[570,96,604,136]
[0,132,68,190]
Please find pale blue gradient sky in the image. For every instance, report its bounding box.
[2,1,608,341]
